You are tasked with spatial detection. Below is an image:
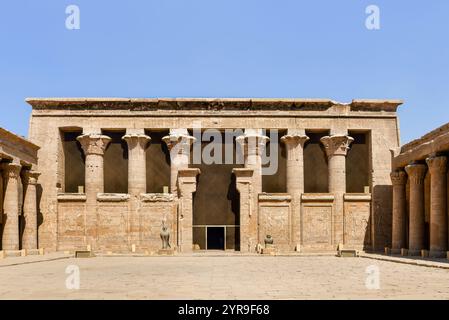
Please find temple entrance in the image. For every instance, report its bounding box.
[191,131,242,251]
[207,227,225,250]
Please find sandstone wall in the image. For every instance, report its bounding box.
[27,99,401,252]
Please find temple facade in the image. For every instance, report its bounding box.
[391,122,449,258]
[25,98,403,253]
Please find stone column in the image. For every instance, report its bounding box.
[390,169,407,254]
[233,168,255,253]
[236,129,269,247]
[77,134,111,249]
[426,156,448,257]
[1,163,22,251]
[122,131,150,249]
[21,170,41,250]
[163,129,196,196]
[177,168,200,253]
[320,135,354,246]
[236,129,269,195]
[122,131,151,195]
[281,131,309,250]
[405,163,427,255]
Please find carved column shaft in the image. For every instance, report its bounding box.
[77,134,111,196]
[2,163,22,250]
[281,133,309,249]
[426,156,448,257]
[122,132,151,249]
[22,170,41,250]
[321,135,354,246]
[122,133,150,195]
[405,163,427,255]
[390,170,407,252]
[77,134,111,249]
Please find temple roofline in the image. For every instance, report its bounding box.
[25,97,403,112]
[0,127,39,151]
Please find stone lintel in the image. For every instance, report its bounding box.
[177,168,201,181]
[140,193,175,202]
[301,193,335,202]
[97,193,130,202]
[343,193,372,201]
[125,128,146,135]
[258,193,292,202]
[57,193,87,202]
[232,168,254,178]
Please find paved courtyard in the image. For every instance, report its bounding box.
[1,254,449,299]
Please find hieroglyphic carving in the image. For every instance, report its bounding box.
[96,205,128,250]
[302,206,332,245]
[259,205,290,249]
[344,202,371,246]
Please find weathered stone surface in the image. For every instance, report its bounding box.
[22,170,40,250]
[2,163,22,250]
[140,193,175,202]
[390,170,407,253]
[405,164,427,255]
[301,203,333,250]
[22,97,403,253]
[426,156,448,257]
[258,194,291,251]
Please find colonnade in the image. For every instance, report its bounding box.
[0,162,40,251]
[391,155,448,257]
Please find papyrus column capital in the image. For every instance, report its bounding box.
[390,170,407,186]
[23,170,41,185]
[320,135,354,157]
[122,134,151,150]
[236,133,269,157]
[77,134,111,156]
[2,163,22,179]
[162,134,196,155]
[405,163,427,185]
[426,156,447,175]
[281,134,309,148]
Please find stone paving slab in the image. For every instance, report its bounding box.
[359,252,449,269]
[0,252,72,268]
[1,255,449,299]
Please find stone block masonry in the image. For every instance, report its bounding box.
[24,98,402,253]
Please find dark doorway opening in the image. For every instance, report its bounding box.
[304,130,330,193]
[207,227,225,250]
[191,130,242,251]
[61,130,85,193]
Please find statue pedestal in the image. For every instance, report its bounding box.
[158,249,175,256]
[261,246,276,255]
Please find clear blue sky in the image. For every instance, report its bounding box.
[1,0,448,143]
